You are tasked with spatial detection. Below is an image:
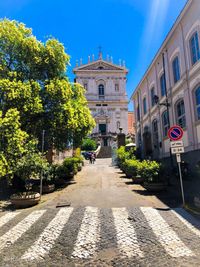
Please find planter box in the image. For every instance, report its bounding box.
[143,182,167,192]
[10,192,40,208]
[33,184,55,194]
[42,184,55,194]
[194,197,200,208]
[132,176,144,184]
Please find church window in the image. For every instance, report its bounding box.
[99,84,105,99]
[83,83,88,90]
[102,104,107,106]
[115,84,119,91]
[96,104,101,106]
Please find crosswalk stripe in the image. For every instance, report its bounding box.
[141,207,194,257]
[0,212,20,228]
[0,210,46,251]
[71,206,100,259]
[172,209,200,238]
[112,208,144,258]
[21,207,73,261]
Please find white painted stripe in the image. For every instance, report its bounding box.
[112,208,143,258]
[71,206,100,259]
[21,207,73,261]
[0,210,46,251]
[172,209,200,237]
[0,212,20,228]
[141,207,194,257]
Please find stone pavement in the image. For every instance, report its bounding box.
[45,158,168,209]
[0,158,200,266]
[0,206,200,266]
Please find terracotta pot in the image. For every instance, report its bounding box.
[143,182,167,192]
[10,192,40,208]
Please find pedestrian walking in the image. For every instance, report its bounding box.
[89,152,92,164]
[91,153,95,164]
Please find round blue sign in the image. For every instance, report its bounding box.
[168,125,183,141]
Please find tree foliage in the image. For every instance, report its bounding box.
[81,138,97,151]
[0,19,95,179]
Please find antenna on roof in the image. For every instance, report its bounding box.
[110,56,113,63]
[92,54,95,61]
[88,55,90,63]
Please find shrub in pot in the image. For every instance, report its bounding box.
[116,146,130,169]
[116,146,136,170]
[138,160,166,191]
[10,148,48,208]
[123,159,140,178]
[33,164,56,194]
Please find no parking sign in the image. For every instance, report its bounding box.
[168,125,185,206]
[168,125,183,141]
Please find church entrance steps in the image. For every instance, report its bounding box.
[96,146,112,158]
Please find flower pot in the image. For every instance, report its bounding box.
[55,178,67,186]
[194,197,200,209]
[132,176,144,184]
[78,165,82,171]
[42,184,55,194]
[10,192,40,208]
[143,182,167,192]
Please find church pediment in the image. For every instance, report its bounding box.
[73,60,126,72]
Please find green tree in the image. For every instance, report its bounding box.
[0,19,95,153]
[0,108,28,178]
[81,138,97,151]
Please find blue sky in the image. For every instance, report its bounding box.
[0,0,187,110]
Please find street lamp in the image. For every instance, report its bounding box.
[153,95,170,107]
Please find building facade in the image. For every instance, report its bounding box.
[131,0,200,165]
[127,111,136,142]
[73,53,128,147]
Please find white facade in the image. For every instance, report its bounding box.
[73,55,128,146]
[131,0,200,165]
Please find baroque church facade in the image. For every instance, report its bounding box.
[73,53,128,147]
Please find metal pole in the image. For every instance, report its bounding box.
[178,161,185,206]
[40,130,45,197]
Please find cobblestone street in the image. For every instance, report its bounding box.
[0,159,200,267]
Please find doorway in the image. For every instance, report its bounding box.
[99,124,106,135]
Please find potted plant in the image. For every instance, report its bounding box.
[33,165,56,194]
[10,149,48,208]
[123,159,140,178]
[138,160,167,192]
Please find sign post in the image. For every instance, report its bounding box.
[168,125,185,206]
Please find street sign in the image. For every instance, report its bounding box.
[170,140,183,148]
[171,147,184,154]
[176,153,181,163]
[168,125,184,141]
